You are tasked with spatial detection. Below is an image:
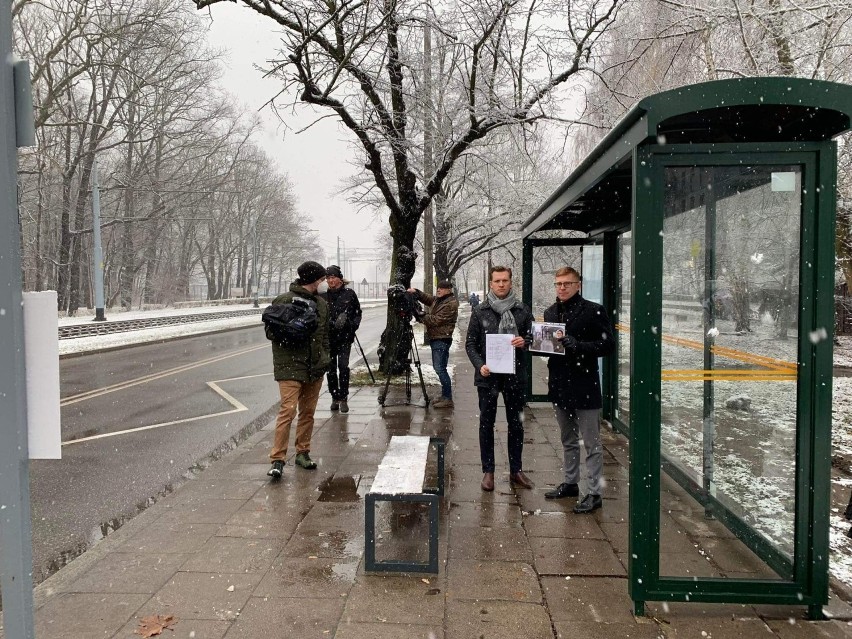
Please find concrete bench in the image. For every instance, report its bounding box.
[365,435,445,573]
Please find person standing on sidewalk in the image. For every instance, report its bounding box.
[322,265,362,414]
[267,260,331,479]
[407,280,460,408]
[540,266,615,513]
[465,266,534,491]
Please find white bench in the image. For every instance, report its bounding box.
[364,435,445,573]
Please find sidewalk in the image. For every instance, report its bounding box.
[12,349,852,638]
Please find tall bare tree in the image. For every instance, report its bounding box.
[192,0,625,371]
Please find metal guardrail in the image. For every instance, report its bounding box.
[58,308,263,339]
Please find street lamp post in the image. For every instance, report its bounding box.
[251,218,260,308]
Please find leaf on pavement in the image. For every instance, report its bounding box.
[134,614,178,637]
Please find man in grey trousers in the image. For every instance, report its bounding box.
[540,267,615,513]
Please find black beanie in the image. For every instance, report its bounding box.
[437,280,453,289]
[297,260,326,284]
[326,264,343,279]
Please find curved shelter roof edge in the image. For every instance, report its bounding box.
[523,77,852,236]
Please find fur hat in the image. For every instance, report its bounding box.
[296,260,327,285]
[437,280,453,290]
[326,265,343,279]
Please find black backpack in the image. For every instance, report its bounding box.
[262,297,318,346]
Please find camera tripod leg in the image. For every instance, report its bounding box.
[409,340,430,407]
[378,363,394,406]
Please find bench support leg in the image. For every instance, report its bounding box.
[365,493,440,574]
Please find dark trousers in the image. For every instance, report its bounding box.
[430,339,452,399]
[478,378,525,475]
[327,341,353,400]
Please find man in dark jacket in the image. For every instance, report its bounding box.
[465,266,534,492]
[408,280,459,408]
[540,266,615,513]
[321,265,362,414]
[267,260,331,479]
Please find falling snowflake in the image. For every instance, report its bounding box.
[750,252,764,264]
[707,327,719,338]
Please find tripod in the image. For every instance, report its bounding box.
[377,324,430,407]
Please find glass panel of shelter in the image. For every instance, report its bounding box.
[658,164,801,581]
[615,232,631,426]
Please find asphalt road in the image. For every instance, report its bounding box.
[28,305,387,583]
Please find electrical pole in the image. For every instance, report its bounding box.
[0,1,36,632]
[92,153,106,321]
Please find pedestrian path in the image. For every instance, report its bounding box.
[10,352,852,638]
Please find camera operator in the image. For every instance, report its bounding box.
[321,265,362,414]
[407,280,459,408]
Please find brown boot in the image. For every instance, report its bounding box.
[509,471,534,489]
[481,472,495,492]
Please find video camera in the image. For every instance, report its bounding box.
[387,284,425,322]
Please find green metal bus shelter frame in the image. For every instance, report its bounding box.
[521,77,852,617]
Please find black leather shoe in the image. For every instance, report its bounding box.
[509,471,534,489]
[481,472,495,492]
[544,482,579,499]
[573,494,602,514]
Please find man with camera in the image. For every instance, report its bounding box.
[321,265,362,414]
[407,280,459,408]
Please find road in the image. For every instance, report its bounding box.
[28,305,387,583]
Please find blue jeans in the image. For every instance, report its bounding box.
[430,339,452,399]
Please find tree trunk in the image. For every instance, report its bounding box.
[378,211,420,374]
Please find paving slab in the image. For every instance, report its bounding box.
[445,599,554,639]
[59,551,189,594]
[446,560,542,602]
[254,556,359,599]
[179,535,286,573]
[541,575,635,624]
[448,524,533,562]
[33,592,149,639]
[530,537,626,576]
[341,575,445,624]
[113,617,232,639]
[553,620,663,639]
[523,510,607,539]
[223,596,345,638]
[333,621,444,639]
[135,571,262,621]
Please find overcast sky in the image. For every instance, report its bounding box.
[202,4,388,285]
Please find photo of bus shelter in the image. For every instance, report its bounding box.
[520,77,852,618]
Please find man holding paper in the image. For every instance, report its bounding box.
[465,266,534,492]
[540,266,615,513]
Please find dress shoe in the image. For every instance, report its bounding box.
[481,472,495,492]
[509,471,534,489]
[544,482,579,499]
[573,494,602,514]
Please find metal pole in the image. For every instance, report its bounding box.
[337,235,341,267]
[251,219,259,308]
[0,0,36,632]
[92,153,106,321]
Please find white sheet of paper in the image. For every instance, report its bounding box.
[485,333,515,374]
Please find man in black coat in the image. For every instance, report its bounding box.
[540,266,615,513]
[465,266,535,492]
[321,265,362,414]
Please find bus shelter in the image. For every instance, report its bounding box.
[521,77,852,617]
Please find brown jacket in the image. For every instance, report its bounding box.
[413,290,459,340]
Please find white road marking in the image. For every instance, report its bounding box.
[61,344,268,406]
[61,373,272,446]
